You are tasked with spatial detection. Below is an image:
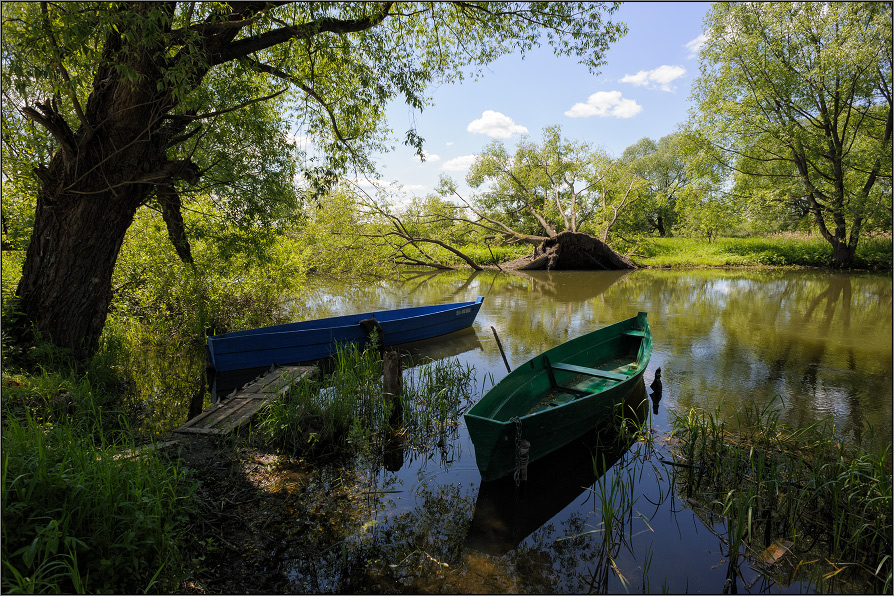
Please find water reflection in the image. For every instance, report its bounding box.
[466,382,648,557]
[131,267,890,592]
[299,268,891,441]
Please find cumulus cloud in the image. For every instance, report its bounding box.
[621,65,686,92]
[685,34,707,59]
[467,110,528,138]
[564,91,642,119]
[442,155,478,172]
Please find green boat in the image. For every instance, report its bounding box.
[464,312,652,481]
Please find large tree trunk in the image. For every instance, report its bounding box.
[12,2,209,360]
[16,187,145,359]
[14,48,175,360]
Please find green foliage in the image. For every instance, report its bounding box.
[692,2,893,266]
[454,243,531,266]
[458,125,651,243]
[619,133,690,236]
[111,201,309,343]
[1,415,198,594]
[295,186,394,278]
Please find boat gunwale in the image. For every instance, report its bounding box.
[209,296,484,341]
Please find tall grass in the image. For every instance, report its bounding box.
[2,415,197,593]
[1,327,199,594]
[669,398,892,593]
[253,342,478,458]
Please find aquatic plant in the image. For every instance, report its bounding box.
[253,341,478,459]
[668,398,892,593]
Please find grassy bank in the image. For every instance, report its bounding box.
[1,353,199,594]
[631,234,893,269]
[669,399,892,593]
[388,234,893,270]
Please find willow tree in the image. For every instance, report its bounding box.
[449,125,646,244]
[1,2,625,359]
[692,2,892,267]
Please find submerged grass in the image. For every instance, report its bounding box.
[669,398,892,593]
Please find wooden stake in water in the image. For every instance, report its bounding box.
[491,326,511,373]
[383,350,402,404]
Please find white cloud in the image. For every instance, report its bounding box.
[414,150,441,164]
[446,141,454,146]
[442,154,478,172]
[685,34,707,59]
[621,65,686,92]
[466,110,528,138]
[564,91,642,119]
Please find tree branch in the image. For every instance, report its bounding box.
[209,2,394,66]
[41,2,93,138]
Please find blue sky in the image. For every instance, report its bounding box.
[360,2,711,202]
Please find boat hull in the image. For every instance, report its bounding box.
[208,297,484,372]
[464,312,652,481]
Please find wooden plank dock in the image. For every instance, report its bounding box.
[175,365,317,436]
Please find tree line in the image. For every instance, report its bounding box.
[1,1,891,361]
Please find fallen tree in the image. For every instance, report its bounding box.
[355,186,635,272]
[500,231,636,271]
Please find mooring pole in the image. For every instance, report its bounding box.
[491,326,511,373]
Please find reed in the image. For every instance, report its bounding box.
[669,398,892,593]
[253,342,478,458]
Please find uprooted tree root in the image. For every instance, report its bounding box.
[500,232,637,271]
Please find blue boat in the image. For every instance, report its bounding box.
[207,296,484,372]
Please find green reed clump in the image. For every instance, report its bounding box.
[399,357,478,449]
[669,398,892,593]
[1,415,198,594]
[254,342,384,455]
[254,343,477,458]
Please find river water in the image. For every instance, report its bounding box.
[265,268,890,593]
[144,268,890,593]
[298,268,892,441]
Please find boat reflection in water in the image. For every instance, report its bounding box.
[464,380,649,557]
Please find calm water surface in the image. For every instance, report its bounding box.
[143,268,886,593]
[299,269,892,440]
[268,269,892,593]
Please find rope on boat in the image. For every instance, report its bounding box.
[512,417,530,486]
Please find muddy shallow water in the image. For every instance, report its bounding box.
[166,268,892,593]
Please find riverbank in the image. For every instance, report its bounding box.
[410,233,893,271]
[629,234,892,270]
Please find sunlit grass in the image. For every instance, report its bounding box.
[633,235,892,269]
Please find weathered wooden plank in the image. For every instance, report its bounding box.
[175,426,226,435]
[175,365,316,436]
